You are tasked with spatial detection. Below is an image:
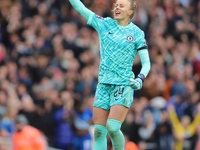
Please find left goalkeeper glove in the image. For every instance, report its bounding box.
[130,74,145,90]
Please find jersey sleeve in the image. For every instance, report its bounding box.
[188,113,200,135]
[69,0,94,21]
[136,31,150,77]
[168,109,181,132]
[136,31,148,51]
[138,49,151,77]
[87,14,106,33]
[69,0,105,33]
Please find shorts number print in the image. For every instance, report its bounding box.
[93,83,134,110]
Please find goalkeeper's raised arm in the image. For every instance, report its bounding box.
[69,0,94,21]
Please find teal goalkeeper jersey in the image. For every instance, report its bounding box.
[87,15,148,85]
[69,0,151,85]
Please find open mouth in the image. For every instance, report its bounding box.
[115,11,121,17]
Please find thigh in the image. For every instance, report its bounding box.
[93,83,111,111]
[110,85,134,109]
[108,105,129,123]
[108,85,133,123]
[93,107,109,126]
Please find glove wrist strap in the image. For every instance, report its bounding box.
[137,74,145,82]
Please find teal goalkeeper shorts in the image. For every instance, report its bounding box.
[93,83,134,110]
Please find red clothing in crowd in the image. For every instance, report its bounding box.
[12,125,47,150]
[110,141,140,150]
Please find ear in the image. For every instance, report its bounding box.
[128,10,133,16]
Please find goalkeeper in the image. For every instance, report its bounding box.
[68,0,151,149]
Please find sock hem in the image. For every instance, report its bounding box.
[107,119,122,125]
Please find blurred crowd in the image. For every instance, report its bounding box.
[0,0,200,150]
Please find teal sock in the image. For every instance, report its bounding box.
[93,124,107,150]
[106,119,125,150]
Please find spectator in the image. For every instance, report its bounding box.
[0,90,7,120]
[137,141,147,150]
[194,123,200,150]
[12,114,47,150]
[138,110,157,150]
[72,96,93,150]
[127,98,145,144]
[53,95,74,150]
[168,104,200,150]
[0,103,19,137]
[155,111,174,150]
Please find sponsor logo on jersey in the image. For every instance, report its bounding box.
[96,15,104,20]
[127,35,134,42]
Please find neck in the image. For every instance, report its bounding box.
[116,18,130,26]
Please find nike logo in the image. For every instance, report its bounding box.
[108,32,113,34]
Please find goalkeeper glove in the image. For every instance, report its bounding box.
[130,74,145,90]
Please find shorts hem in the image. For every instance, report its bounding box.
[110,103,130,109]
[93,105,110,111]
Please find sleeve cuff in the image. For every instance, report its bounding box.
[137,46,148,51]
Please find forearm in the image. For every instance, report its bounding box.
[69,0,94,21]
[130,49,150,90]
[188,113,200,134]
[138,49,151,77]
[169,110,180,130]
[138,124,156,140]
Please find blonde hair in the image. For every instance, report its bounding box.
[127,0,137,19]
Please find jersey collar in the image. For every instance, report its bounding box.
[114,20,133,29]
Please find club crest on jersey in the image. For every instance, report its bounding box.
[96,15,104,20]
[127,35,134,42]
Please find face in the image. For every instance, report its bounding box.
[15,123,24,132]
[181,116,190,128]
[113,0,133,20]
